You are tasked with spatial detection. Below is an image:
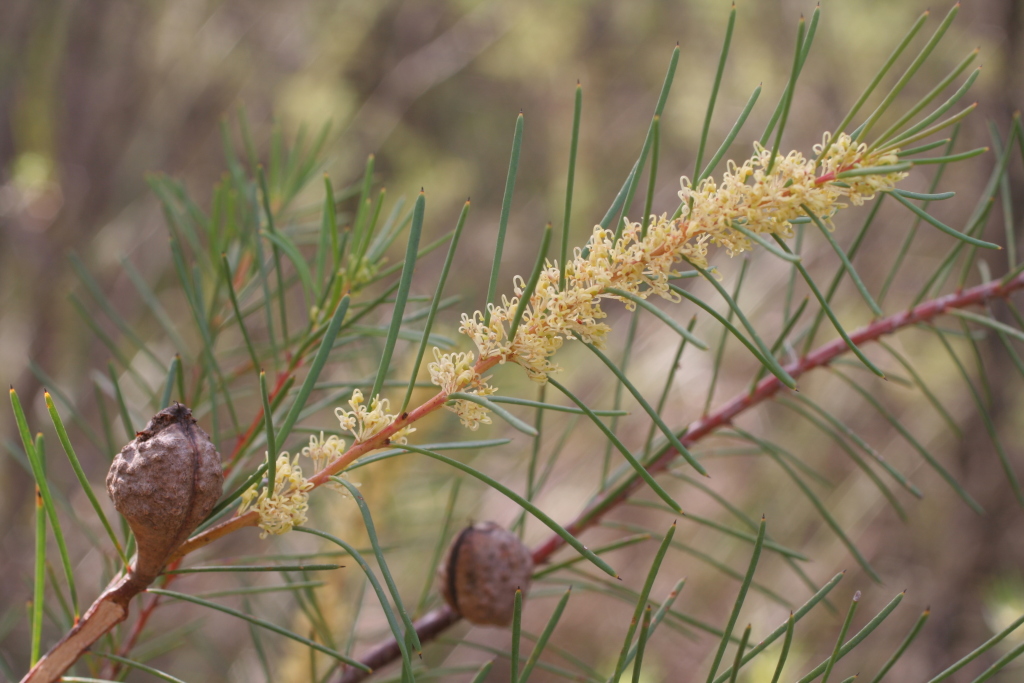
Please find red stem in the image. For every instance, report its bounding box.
[333,271,1024,683]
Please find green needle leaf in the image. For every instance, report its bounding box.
[890,189,956,201]
[447,392,538,436]
[276,295,350,448]
[705,517,766,683]
[160,356,179,410]
[561,82,583,292]
[713,572,846,683]
[728,222,802,263]
[11,389,79,619]
[509,223,553,341]
[164,564,342,574]
[612,522,676,682]
[766,17,806,174]
[533,534,650,580]
[869,608,929,683]
[259,370,277,505]
[907,147,988,165]
[257,166,290,342]
[334,477,421,655]
[510,588,523,683]
[693,5,736,181]
[794,591,905,683]
[605,288,708,349]
[631,605,654,683]
[486,113,525,325]
[45,392,127,564]
[727,625,752,683]
[221,252,261,375]
[968,641,1024,683]
[770,614,795,683]
[261,228,315,313]
[30,444,45,667]
[892,190,1000,249]
[926,613,1024,682]
[471,661,495,683]
[94,652,187,683]
[548,377,687,510]
[802,205,882,316]
[581,341,706,477]
[372,191,425,400]
[402,199,471,413]
[771,235,886,377]
[669,285,779,380]
[684,263,799,387]
[488,395,627,417]
[822,592,861,683]
[698,85,762,184]
[830,368,984,513]
[857,3,960,143]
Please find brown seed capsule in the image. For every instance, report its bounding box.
[106,403,223,586]
[438,521,533,627]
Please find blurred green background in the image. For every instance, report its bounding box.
[2,0,1024,681]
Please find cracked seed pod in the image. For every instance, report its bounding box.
[438,521,533,626]
[106,403,223,586]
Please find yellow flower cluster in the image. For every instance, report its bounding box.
[335,389,415,444]
[240,432,363,535]
[300,431,357,493]
[239,452,314,538]
[428,348,497,429]
[442,133,907,411]
[678,133,906,262]
[301,431,346,473]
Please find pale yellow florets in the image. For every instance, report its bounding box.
[301,431,347,472]
[300,431,360,493]
[439,133,907,428]
[678,133,907,264]
[428,348,498,429]
[335,389,415,444]
[239,452,314,538]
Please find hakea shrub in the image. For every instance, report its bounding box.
[241,132,908,535]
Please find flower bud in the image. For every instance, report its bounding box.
[106,404,223,585]
[438,522,533,626]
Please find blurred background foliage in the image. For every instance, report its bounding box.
[3,0,1024,681]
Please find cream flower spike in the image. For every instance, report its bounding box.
[434,133,907,429]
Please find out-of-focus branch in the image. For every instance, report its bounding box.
[330,271,1024,683]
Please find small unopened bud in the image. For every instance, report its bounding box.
[438,522,533,627]
[106,404,223,586]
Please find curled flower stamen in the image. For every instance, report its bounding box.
[428,348,498,429]
[335,389,415,445]
[239,452,314,538]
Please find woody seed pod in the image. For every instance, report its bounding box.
[106,403,223,586]
[438,521,533,627]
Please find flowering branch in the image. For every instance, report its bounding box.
[15,132,956,683]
